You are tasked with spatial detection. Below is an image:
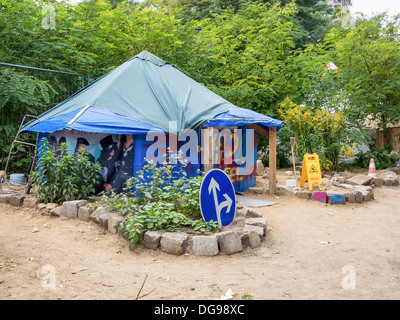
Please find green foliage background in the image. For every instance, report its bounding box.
[1,0,400,172]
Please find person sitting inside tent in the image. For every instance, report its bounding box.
[49,136,57,153]
[104,134,134,193]
[95,135,120,193]
[74,137,95,164]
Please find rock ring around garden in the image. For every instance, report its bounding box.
[2,192,268,257]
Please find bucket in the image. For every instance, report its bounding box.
[0,170,6,179]
[9,173,25,186]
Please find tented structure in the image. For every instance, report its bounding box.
[23,51,282,194]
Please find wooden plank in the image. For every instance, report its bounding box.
[248,124,268,138]
[207,127,214,172]
[202,127,214,173]
[268,126,277,195]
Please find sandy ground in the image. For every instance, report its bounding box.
[0,181,399,300]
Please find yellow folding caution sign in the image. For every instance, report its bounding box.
[300,153,322,191]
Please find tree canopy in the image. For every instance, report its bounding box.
[1,0,400,171]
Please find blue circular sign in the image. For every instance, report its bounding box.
[199,169,236,227]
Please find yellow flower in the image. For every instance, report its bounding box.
[323,159,334,171]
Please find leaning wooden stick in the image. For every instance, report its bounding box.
[136,274,148,300]
[290,136,296,178]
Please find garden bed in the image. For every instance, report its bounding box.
[2,163,397,257]
[0,190,268,256]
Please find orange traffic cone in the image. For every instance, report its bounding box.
[368,158,377,178]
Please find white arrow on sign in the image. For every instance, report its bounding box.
[208,177,233,226]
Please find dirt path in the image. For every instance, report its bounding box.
[0,187,399,300]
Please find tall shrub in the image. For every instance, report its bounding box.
[29,138,101,204]
[278,98,353,171]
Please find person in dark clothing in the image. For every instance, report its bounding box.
[74,137,95,164]
[95,135,120,193]
[49,136,57,153]
[56,137,66,158]
[104,134,134,193]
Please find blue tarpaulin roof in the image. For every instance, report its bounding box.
[203,107,282,132]
[24,105,166,134]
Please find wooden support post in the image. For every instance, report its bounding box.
[202,126,214,173]
[269,126,277,195]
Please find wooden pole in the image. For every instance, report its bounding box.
[290,136,297,178]
[269,126,277,195]
[202,127,214,173]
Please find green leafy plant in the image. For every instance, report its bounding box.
[99,154,220,247]
[29,138,101,204]
[353,148,400,170]
[123,200,220,244]
[278,98,358,172]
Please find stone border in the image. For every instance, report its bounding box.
[295,185,375,204]
[88,205,267,256]
[249,166,399,205]
[0,192,268,256]
[247,182,378,204]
